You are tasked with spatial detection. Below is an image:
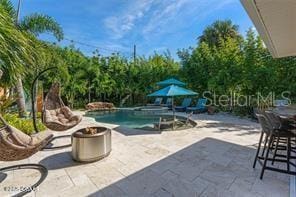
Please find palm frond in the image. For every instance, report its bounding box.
[0,5,35,85]
[0,0,16,20]
[19,13,64,41]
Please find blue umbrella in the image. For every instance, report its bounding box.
[148,85,198,118]
[156,78,186,87]
[148,85,197,97]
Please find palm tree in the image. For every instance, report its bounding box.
[0,0,63,117]
[198,20,242,48]
[0,4,34,86]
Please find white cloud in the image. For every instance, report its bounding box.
[142,0,190,36]
[104,0,155,39]
[104,0,237,40]
[141,0,237,38]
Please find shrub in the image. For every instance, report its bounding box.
[0,95,16,114]
[3,113,46,134]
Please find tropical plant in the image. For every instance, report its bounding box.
[3,113,45,134]
[0,0,64,117]
[0,94,16,115]
[19,13,63,41]
[198,19,242,48]
[179,22,295,116]
[0,5,34,85]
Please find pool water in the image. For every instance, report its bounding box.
[86,110,168,129]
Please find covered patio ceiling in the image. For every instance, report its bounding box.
[240,0,296,58]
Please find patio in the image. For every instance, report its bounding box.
[0,112,290,197]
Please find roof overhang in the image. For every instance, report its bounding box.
[240,0,296,58]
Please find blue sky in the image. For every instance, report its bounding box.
[12,0,254,59]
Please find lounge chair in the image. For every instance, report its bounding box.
[274,99,289,107]
[154,117,176,131]
[154,112,193,131]
[0,115,53,196]
[147,97,163,106]
[175,98,192,112]
[161,98,173,108]
[186,98,207,113]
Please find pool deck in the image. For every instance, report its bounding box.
[0,111,291,197]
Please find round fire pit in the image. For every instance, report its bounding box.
[71,127,111,162]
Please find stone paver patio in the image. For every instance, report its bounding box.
[0,112,290,197]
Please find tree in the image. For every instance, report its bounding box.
[242,28,269,95]
[0,5,34,86]
[0,0,63,117]
[19,14,63,41]
[198,20,242,48]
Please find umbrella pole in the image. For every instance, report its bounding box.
[172,97,175,117]
[172,97,175,130]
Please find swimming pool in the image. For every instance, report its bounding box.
[86,107,197,130]
[86,109,168,129]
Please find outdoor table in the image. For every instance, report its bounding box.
[272,105,296,134]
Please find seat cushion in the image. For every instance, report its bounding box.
[45,109,70,124]
[5,125,53,147]
[6,125,32,146]
[61,106,74,119]
[30,131,53,146]
[44,107,82,131]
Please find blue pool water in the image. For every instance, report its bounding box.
[86,109,168,128]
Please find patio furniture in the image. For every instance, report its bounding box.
[40,83,82,150]
[31,69,82,150]
[43,83,82,131]
[274,99,289,107]
[253,113,296,179]
[161,98,173,108]
[71,127,111,162]
[186,98,207,113]
[180,111,194,126]
[154,117,176,131]
[147,97,163,106]
[175,98,192,112]
[0,115,53,196]
[154,112,194,131]
[148,85,197,126]
[265,111,296,164]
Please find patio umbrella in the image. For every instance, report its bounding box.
[156,78,186,87]
[147,85,198,119]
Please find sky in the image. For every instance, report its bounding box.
[12,0,254,59]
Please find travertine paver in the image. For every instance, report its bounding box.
[0,112,291,197]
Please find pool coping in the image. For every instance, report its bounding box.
[84,110,198,132]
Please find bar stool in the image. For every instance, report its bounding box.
[265,111,296,164]
[253,113,296,179]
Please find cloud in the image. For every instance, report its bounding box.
[103,0,155,39]
[142,0,189,36]
[103,0,237,41]
[142,0,237,38]
[100,0,238,58]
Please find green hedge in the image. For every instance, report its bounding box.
[3,113,46,134]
